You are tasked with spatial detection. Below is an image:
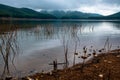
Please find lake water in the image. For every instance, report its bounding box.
[0,20,120,77]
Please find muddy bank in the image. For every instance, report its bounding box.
[21,49,120,80]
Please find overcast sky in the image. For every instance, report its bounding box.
[0,0,120,15]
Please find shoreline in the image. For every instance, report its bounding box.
[0,49,120,80]
[0,17,120,21]
[21,49,120,80]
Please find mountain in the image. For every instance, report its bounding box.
[40,10,103,19]
[0,4,56,19]
[107,12,120,19]
[62,11,102,19]
[41,10,66,18]
[0,4,120,19]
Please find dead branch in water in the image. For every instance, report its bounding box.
[0,23,19,78]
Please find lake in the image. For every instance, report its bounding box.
[0,20,120,77]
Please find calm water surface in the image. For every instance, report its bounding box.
[0,20,120,76]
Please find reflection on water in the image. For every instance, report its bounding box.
[0,20,120,77]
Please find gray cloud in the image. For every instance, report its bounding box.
[103,0,120,5]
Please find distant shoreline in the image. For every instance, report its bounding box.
[0,17,120,21]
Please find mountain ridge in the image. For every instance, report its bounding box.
[0,4,57,19]
[40,10,103,19]
[0,4,120,19]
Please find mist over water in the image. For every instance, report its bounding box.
[0,20,120,77]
